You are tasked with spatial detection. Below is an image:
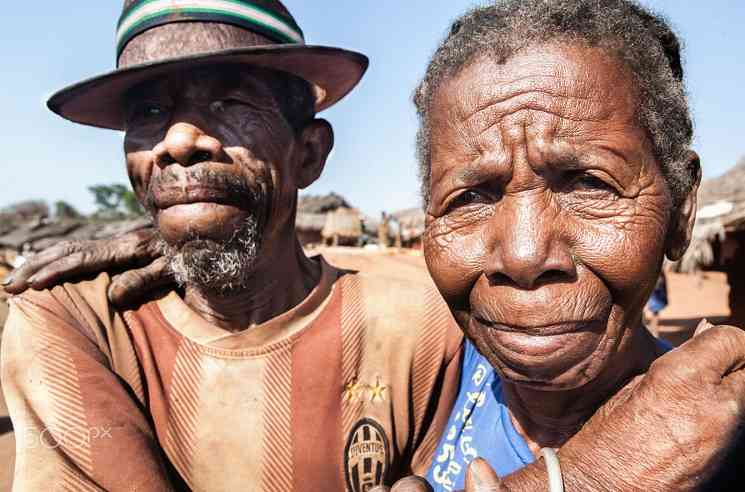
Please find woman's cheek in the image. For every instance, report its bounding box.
[569,216,665,310]
[424,215,487,305]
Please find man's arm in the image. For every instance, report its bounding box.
[2,295,174,491]
[2,228,170,307]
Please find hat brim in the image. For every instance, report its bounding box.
[47,45,369,130]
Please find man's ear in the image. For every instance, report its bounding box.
[294,119,334,189]
[666,151,702,261]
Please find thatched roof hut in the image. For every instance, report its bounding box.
[679,158,745,273]
[678,158,745,327]
[298,192,351,214]
[295,193,360,246]
[393,208,426,243]
[322,208,362,245]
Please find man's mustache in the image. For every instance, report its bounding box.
[143,167,264,212]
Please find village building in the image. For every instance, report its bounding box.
[392,207,426,250]
[679,158,745,326]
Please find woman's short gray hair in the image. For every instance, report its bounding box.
[414,0,695,209]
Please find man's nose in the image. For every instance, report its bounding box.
[484,198,576,289]
[152,122,223,167]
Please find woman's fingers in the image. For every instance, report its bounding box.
[391,476,433,492]
[694,318,715,336]
[370,476,433,492]
[465,459,504,492]
[108,257,174,307]
[672,324,745,377]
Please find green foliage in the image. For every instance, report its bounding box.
[53,201,83,219]
[89,184,144,220]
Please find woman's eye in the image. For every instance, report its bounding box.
[448,189,490,211]
[569,173,617,194]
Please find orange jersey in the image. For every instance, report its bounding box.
[2,257,463,491]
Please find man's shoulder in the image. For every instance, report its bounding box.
[344,268,448,316]
[12,271,111,313]
[6,272,119,349]
[336,268,462,358]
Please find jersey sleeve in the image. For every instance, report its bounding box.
[409,317,464,476]
[2,291,174,491]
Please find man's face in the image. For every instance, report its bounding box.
[124,66,309,292]
[423,43,689,390]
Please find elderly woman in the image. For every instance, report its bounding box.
[412,0,742,490]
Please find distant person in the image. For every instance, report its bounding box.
[5,1,745,491]
[378,211,391,249]
[645,272,669,336]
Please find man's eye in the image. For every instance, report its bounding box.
[130,103,166,122]
[210,98,246,113]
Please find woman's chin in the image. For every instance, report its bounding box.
[468,324,612,391]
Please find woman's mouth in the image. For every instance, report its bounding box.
[473,316,604,337]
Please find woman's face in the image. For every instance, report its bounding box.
[423,43,696,390]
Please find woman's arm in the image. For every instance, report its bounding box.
[377,324,745,492]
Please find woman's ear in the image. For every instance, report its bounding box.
[294,119,334,189]
[666,151,702,261]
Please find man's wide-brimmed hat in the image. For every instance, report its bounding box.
[47,0,369,130]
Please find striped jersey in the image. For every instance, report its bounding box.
[2,257,463,491]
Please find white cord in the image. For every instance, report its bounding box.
[541,447,564,492]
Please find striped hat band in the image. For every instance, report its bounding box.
[116,0,305,58]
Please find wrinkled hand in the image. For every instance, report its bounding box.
[2,228,173,307]
[554,321,745,491]
[370,475,434,492]
[369,461,504,492]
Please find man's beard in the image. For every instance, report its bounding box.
[157,215,263,295]
[146,167,267,296]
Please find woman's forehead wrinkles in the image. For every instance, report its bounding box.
[463,74,597,121]
[439,53,628,142]
[460,88,612,142]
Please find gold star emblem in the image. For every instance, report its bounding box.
[343,380,365,402]
[369,376,388,402]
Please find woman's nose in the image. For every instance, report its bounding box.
[152,122,223,168]
[484,200,576,289]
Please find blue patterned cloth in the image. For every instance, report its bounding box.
[426,338,672,491]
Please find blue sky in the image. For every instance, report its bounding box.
[1,1,743,217]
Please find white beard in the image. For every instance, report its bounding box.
[158,215,262,295]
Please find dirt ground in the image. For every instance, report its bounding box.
[0,248,732,490]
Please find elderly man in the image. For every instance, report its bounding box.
[4,1,745,492]
[2,2,465,490]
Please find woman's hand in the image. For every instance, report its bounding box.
[370,461,505,492]
[551,322,745,491]
[2,227,172,306]
[370,476,434,492]
[378,322,745,492]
